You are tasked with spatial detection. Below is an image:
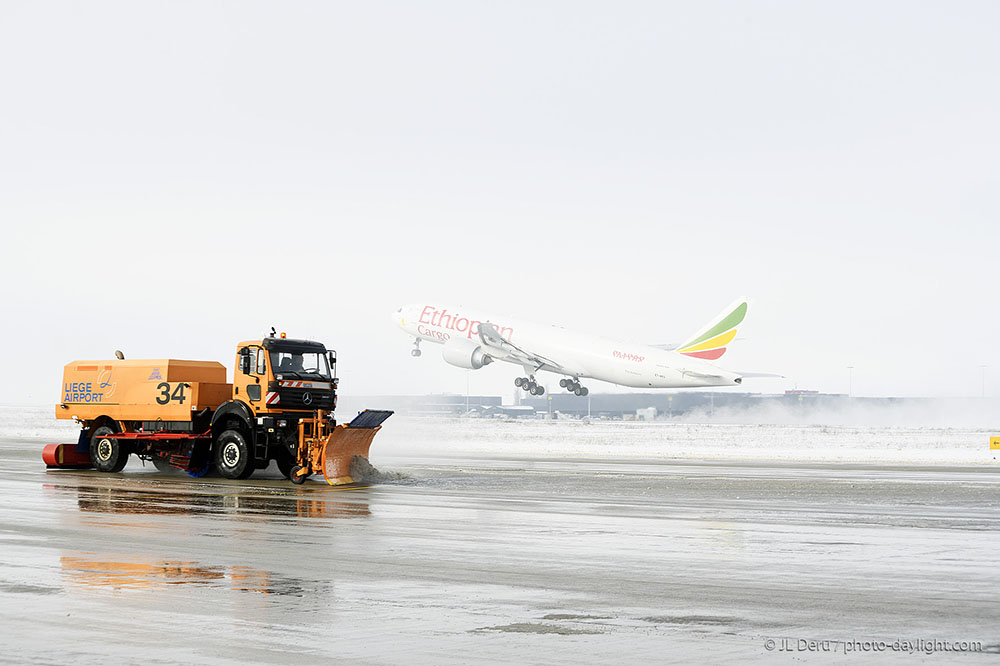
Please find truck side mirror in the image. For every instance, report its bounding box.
[328,351,337,378]
[239,348,252,374]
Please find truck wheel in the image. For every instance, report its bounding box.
[214,430,254,480]
[290,465,309,485]
[275,450,295,479]
[152,458,175,474]
[90,425,129,473]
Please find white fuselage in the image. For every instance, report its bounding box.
[396,303,743,389]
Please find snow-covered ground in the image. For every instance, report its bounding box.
[0,405,80,441]
[6,403,996,466]
[374,416,998,466]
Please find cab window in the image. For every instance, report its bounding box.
[269,351,331,379]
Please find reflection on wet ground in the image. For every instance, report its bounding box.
[44,482,372,520]
[61,555,317,596]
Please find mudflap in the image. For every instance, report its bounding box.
[76,429,89,454]
[320,410,393,485]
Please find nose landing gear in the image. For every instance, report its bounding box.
[514,376,545,396]
[559,378,589,396]
[411,339,422,357]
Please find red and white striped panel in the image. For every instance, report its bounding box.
[278,381,331,389]
[265,391,280,406]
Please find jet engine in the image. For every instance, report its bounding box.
[442,337,493,370]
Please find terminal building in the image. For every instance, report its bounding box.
[519,390,857,419]
[342,391,993,426]
[340,394,502,417]
[344,390,879,419]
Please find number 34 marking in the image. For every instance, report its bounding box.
[155,382,187,405]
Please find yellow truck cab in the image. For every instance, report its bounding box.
[207,334,338,479]
[231,336,337,415]
[48,332,390,484]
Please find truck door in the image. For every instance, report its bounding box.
[236,346,266,406]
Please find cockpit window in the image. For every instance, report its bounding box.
[270,351,331,379]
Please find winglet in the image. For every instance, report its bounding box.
[675,298,749,361]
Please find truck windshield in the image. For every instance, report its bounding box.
[270,351,331,380]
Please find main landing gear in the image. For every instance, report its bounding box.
[411,338,422,357]
[559,378,589,396]
[514,376,545,396]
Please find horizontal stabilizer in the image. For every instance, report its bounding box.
[680,369,729,381]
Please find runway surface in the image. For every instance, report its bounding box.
[1,420,998,663]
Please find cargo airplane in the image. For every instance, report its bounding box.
[394,299,759,396]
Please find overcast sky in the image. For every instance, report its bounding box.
[1,1,997,405]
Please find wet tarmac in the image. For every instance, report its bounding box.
[1,431,999,664]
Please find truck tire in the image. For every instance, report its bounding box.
[275,449,295,479]
[290,465,309,484]
[151,458,175,474]
[214,429,254,480]
[90,425,129,473]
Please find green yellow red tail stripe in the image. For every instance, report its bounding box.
[677,300,748,361]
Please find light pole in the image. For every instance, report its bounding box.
[846,366,854,398]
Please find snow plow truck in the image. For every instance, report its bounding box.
[44,332,392,485]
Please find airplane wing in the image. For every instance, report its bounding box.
[478,323,567,373]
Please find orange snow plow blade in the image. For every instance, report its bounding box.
[320,410,393,485]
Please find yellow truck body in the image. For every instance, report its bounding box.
[56,359,232,424]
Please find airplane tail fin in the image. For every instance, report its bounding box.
[675,298,749,361]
